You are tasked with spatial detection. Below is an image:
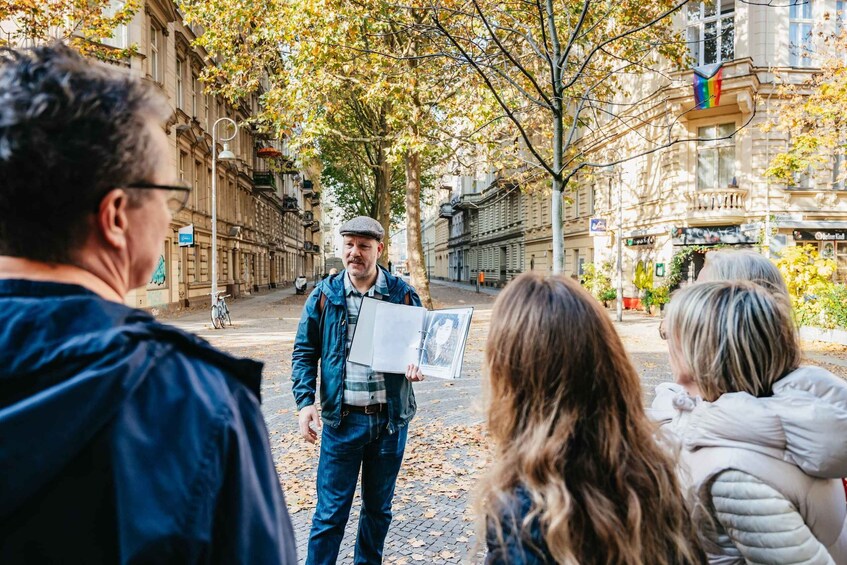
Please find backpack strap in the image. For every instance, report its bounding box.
[318,289,408,313]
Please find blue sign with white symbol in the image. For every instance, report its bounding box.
[589,218,607,235]
[178,224,194,247]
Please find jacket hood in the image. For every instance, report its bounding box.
[0,279,262,517]
[678,365,847,479]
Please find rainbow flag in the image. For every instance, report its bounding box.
[693,63,723,109]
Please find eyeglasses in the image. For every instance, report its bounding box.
[127,182,192,217]
[658,319,667,340]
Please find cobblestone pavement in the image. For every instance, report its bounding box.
[163,279,847,564]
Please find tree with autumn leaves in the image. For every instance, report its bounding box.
[764,29,847,190]
[180,0,472,307]
[0,0,140,59]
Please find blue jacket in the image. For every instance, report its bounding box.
[291,267,421,431]
[0,280,297,564]
[486,486,554,564]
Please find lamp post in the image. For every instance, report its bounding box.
[601,164,623,322]
[469,216,481,293]
[615,168,623,323]
[422,238,429,281]
[211,117,237,324]
[764,73,782,259]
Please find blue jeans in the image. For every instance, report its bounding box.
[306,410,408,565]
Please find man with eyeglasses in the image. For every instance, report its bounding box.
[0,44,296,563]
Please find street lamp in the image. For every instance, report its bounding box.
[615,168,623,323]
[601,164,623,322]
[211,117,238,324]
[422,238,429,281]
[764,72,783,259]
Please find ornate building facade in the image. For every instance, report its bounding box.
[115,0,321,310]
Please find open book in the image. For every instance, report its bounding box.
[348,297,473,379]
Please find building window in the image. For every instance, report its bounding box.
[192,73,199,117]
[179,151,187,183]
[574,189,581,218]
[149,25,163,83]
[834,152,846,190]
[176,58,184,109]
[697,123,736,190]
[102,0,127,49]
[204,94,210,130]
[588,184,595,216]
[194,160,202,210]
[686,0,735,67]
[790,1,815,67]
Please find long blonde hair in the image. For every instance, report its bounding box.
[477,273,704,564]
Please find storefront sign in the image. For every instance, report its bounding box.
[626,236,655,246]
[672,225,756,246]
[793,229,847,242]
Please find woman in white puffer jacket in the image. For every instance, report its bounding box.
[662,281,847,564]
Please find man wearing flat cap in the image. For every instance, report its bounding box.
[292,216,423,564]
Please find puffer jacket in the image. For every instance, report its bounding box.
[659,366,847,564]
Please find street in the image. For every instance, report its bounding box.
[165,281,847,564]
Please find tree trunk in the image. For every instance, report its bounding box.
[374,142,392,267]
[405,149,432,309]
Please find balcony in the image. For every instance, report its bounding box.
[310,222,321,233]
[309,191,321,206]
[302,179,314,193]
[685,187,747,220]
[253,171,275,192]
[302,211,314,226]
[282,196,300,213]
[438,201,454,218]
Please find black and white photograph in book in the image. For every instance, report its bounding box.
[421,313,461,369]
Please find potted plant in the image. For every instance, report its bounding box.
[652,284,670,315]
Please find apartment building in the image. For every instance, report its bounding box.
[571,0,847,296]
[106,0,321,310]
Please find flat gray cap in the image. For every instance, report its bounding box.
[339,216,384,241]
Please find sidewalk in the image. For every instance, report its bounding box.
[429,277,847,371]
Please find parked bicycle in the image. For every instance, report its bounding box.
[211,291,232,329]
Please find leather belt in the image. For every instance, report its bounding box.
[343,403,387,415]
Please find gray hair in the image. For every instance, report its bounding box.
[665,280,800,401]
[0,43,172,263]
[698,249,789,297]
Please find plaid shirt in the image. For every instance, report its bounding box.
[343,270,388,406]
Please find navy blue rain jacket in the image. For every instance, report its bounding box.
[291,266,421,431]
[0,280,297,564]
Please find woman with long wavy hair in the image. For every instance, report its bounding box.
[477,273,704,564]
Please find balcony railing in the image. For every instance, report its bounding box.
[282,196,299,212]
[253,171,275,192]
[685,187,747,216]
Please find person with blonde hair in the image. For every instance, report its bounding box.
[664,281,847,563]
[697,248,788,295]
[478,273,705,564]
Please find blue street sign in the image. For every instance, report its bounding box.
[589,218,607,235]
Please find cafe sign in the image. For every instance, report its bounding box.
[793,229,847,242]
[626,236,656,246]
